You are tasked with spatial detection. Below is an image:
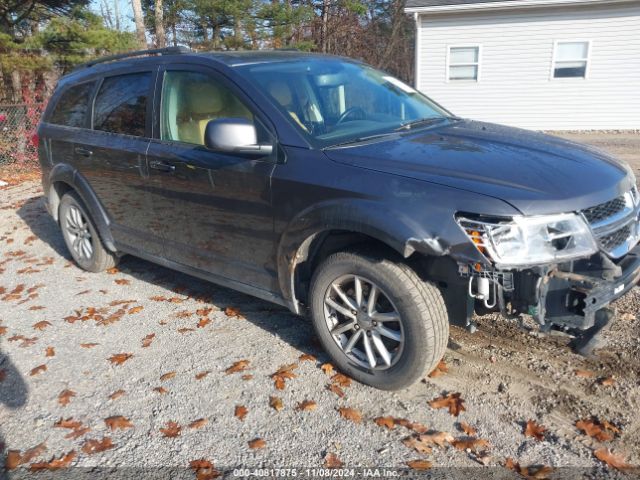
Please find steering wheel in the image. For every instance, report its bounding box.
[336,106,367,125]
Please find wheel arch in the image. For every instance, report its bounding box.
[49,163,117,252]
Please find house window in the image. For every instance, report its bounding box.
[553,41,590,78]
[448,46,480,81]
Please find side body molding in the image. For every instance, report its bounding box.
[48,163,117,252]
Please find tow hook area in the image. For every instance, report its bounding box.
[569,307,614,357]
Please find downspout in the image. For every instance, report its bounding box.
[414,12,421,90]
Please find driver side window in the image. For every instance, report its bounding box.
[161,70,254,146]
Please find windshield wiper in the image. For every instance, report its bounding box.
[396,116,457,131]
[324,131,399,149]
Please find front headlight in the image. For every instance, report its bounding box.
[457,213,598,268]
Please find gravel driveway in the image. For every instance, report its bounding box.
[0,133,639,478]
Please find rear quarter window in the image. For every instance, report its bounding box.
[48,81,95,128]
[93,72,152,137]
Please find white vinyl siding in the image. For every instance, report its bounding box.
[416,3,640,130]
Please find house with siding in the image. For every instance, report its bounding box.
[405,0,640,130]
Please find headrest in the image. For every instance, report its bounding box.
[185,81,224,115]
[268,81,293,107]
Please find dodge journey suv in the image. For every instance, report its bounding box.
[38,47,640,390]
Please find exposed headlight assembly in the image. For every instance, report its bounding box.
[457,213,598,268]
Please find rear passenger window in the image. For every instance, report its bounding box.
[93,72,151,137]
[49,82,95,128]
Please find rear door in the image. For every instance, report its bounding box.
[76,68,161,255]
[145,65,279,292]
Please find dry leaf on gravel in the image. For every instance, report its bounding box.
[5,443,47,470]
[420,431,455,448]
[32,321,51,331]
[226,360,250,375]
[331,373,352,388]
[105,416,133,430]
[160,371,176,381]
[128,306,143,315]
[327,383,345,398]
[324,452,344,468]
[524,420,546,441]
[374,417,396,430]
[30,364,47,376]
[109,390,125,401]
[269,396,284,411]
[197,317,211,328]
[575,369,595,378]
[190,459,221,480]
[338,407,362,423]
[189,418,208,429]
[154,387,168,394]
[320,363,335,375]
[395,418,429,434]
[429,392,465,416]
[45,346,55,357]
[141,334,155,348]
[452,437,490,452]
[242,374,253,381]
[108,353,133,365]
[114,279,130,285]
[459,421,477,436]
[235,405,248,421]
[297,400,317,412]
[81,438,114,454]
[576,418,615,442]
[594,448,632,471]
[271,363,298,390]
[80,343,99,348]
[505,458,554,479]
[406,459,432,471]
[58,390,76,406]
[160,421,181,438]
[54,418,82,430]
[29,451,76,471]
[600,376,616,386]
[195,371,210,380]
[402,436,433,454]
[248,438,266,449]
[299,353,317,362]
[0,369,6,382]
[224,307,243,319]
[428,359,448,378]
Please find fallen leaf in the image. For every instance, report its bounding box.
[141,334,155,348]
[524,420,546,441]
[177,327,195,334]
[29,451,76,471]
[235,405,248,421]
[269,396,284,412]
[241,374,253,381]
[428,359,448,378]
[402,436,433,454]
[594,448,632,471]
[81,438,114,454]
[600,376,616,386]
[417,431,454,447]
[0,326,6,336]
[189,418,208,429]
[473,451,492,466]
[504,458,554,478]
[331,373,352,388]
[0,369,5,382]
[160,371,176,381]
[128,305,143,315]
[195,371,210,380]
[30,364,47,376]
[58,390,76,406]
[32,321,52,331]
[320,363,335,376]
[106,267,119,274]
[327,383,345,398]
[65,427,90,440]
[576,418,615,442]
[601,420,621,435]
[299,353,317,362]
[109,390,125,401]
[190,459,221,480]
[297,400,317,412]
[406,459,432,471]
[224,306,243,318]
[108,353,133,365]
[54,418,83,430]
[271,363,298,390]
[459,421,477,436]
[226,360,250,375]
[197,317,211,328]
[105,416,133,430]
[80,343,99,348]
[114,278,130,285]
[452,437,490,452]
[248,438,265,449]
[338,407,362,423]
[45,346,55,357]
[324,452,344,468]
[196,307,214,316]
[5,443,47,470]
[575,369,595,378]
[154,387,168,394]
[429,392,466,416]
[374,417,396,430]
[160,421,181,438]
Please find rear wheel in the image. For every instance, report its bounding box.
[59,191,118,273]
[309,250,448,390]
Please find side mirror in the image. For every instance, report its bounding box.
[204,118,273,156]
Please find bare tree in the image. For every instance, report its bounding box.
[155,0,166,47]
[131,0,147,48]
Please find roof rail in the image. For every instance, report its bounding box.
[77,46,191,69]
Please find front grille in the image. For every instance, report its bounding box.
[582,196,626,224]
[599,225,632,251]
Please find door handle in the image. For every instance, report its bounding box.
[149,160,176,173]
[74,147,93,157]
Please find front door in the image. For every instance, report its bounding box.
[145,66,278,292]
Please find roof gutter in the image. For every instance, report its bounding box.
[405,0,636,14]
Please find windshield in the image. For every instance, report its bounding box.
[239,59,451,148]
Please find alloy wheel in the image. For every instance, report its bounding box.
[65,205,94,261]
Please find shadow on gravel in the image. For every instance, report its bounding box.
[0,350,29,471]
[17,196,324,361]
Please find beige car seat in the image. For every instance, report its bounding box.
[268,81,307,132]
[177,82,225,145]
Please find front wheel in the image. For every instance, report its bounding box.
[309,250,448,390]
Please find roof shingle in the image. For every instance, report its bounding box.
[406,0,511,7]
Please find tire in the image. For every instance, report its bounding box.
[59,191,118,273]
[309,250,449,390]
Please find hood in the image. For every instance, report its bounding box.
[324,120,633,216]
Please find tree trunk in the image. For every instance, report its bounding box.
[131,0,147,48]
[320,0,329,53]
[155,0,166,48]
